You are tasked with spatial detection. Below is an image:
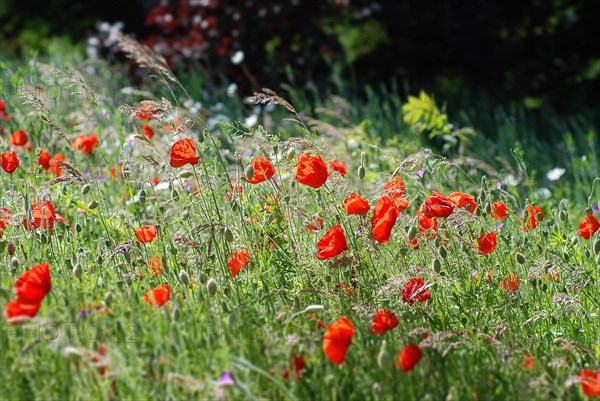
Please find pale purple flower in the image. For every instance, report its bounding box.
[415,169,425,178]
[593,204,600,214]
[496,181,502,190]
[426,182,432,189]
[217,371,235,387]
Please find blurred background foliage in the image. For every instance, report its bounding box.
[1,0,600,112]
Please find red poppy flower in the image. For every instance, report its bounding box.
[13,262,52,305]
[401,277,431,304]
[49,153,65,177]
[578,213,599,240]
[371,196,400,243]
[0,99,9,120]
[3,299,41,322]
[521,354,534,369]
[135,225,157,243]
[383,177,406,199]
[0,207,11,232]
[135,104,156,120]
[285,356,307,380]
[142,123,154,139]
[316,224,348,260]
[422,190,455,218]
[245,156,276,184]
[416,205,438,239]
[395,198,411,212]
[72,135,99,155]
[448,192,478,214]
[9,130,28,146]
[147,255,164,277]
[228,248,249,277]
[308,218,324,232]
[477,232,497,255]
[342,193,370,215]
[1,151,19,173]
[490,201,509,220]
[143,284,171,307]
[38,149,51,170]
[294,153,328,189]
[370,309,399,334]
[520,205,544,232]
[500,273,520,292]
[170,138,200,168]
[395,344,422,372]
[328,160,347,176]
[110,163,124,182]
[579,370,600,397]
[323,316,354,364]
[24,201,63,231]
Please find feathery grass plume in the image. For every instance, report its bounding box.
[115,32,176,84]
[19,86,72,146]
[247,88,297,114]
[446,208,481,230]
[173,237,203,249]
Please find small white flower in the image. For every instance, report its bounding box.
[155,182,170,191]
[231,50,244,65]
[546,167,565,181]
[227,83,237,97]
[504,174,521,187]
[537,187,552,199]
[244,114,258,127]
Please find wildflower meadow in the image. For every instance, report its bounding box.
[1,28,600,401]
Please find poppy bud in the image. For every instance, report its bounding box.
[558,210,567,222]
[197,271,208,284]
[8,242,15,255]
[73,263,82,279]
[172,189,180,202]
[65,258,73,270]
[593,239,600,255]
[408,226,417,241]
[40,232,49,244]
[516,253,526,264]
[138,189,147,204]
[479,190,486,203]
[584,249,591,258]
[179,270,190,285]
[75,223,82,233]
[10,257,19,271]
[357,166,366,180]
[438,246,447,259]
[172,307,181,321]
[484,202,491,214]
[224,227,234,242]
[227,312,236,325]
[207,278,218,296]
[432,258,442,273]
[287,147,296,160]
[571,236,578,245]
[82,184,91,195]
[377,341,390,369]
[88,200,99,210]
[293,296,300,312]
[104,291,113,305]
[245,164,254,181]
[63,347,83,361]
